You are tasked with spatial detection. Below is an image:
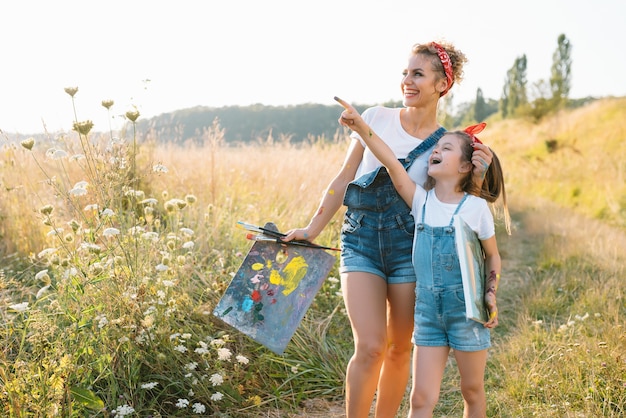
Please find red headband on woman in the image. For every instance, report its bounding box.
[431,42,454,96]
[464,122,486,144]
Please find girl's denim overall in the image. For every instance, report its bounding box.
[340,127,445,284]
[412,193,491,351]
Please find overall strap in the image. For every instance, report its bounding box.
[448,193,469,227]
[402,126,446,170]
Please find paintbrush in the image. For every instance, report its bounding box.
[245,233,340,252]
[236,221,286,238]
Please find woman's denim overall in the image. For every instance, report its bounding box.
[412,193,491,351]
[340,127,445,283]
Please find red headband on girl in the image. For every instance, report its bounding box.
[464,122,486,144]
[431,42,454,96]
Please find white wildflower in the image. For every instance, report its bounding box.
[155,264,168,272]
[47,228,63,236]
[174,344,187,353]
[185,362,198,371]
[128,226,144,235]
[153,163,169,173]
[175,398,190,408]
[195,341,209,354]
[96,314,109,329]
[37,247,57,258]
[140,382,159,389]
[209,373,224,386]
[192,403,206,414]
[36,285,51,299]
[140,198,158,205]
[112,404,135,416]
[217,347,232,361]
[182,241,195,249]
[179,227,194,236]
[210,338,225,347]
[46,149,68,159]
[68,187,87,196]
[100,208,115,217]
[103,228,120,237]
[83,203,99,211]
[9,302,29,312]
[142,231,159,241]
[210,392,224,401]
[35,269,50,281]
[236,355,249,365]
[162,280,175,287]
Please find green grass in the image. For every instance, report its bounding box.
[1,93,625,417]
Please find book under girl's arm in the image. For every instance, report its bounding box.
[480,235,501,328]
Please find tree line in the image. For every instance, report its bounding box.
[135,34,593,144]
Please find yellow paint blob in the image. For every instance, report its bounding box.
[269,255,308,295]
[251,262,264,271]
[328,189,335,195]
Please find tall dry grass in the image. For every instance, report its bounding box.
[0,95,624,417]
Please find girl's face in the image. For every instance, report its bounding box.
[427,134,472,179]
[400,53,446,107]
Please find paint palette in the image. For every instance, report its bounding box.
[213,222,337,354]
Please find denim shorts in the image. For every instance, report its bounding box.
[340,210,416,284]
[412,284,491,351]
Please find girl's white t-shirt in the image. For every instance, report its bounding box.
[412,188,495,240]
[350,106,431,186]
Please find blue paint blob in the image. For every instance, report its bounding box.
[241,295,254,312]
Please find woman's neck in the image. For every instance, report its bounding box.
[401,107,440,139]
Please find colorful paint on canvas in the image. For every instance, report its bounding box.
[213,224,336,354]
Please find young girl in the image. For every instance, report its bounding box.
[336,96,508,418]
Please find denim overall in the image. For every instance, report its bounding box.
[340,127,446,283]
[412,192,491,351]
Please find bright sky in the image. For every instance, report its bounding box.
[2,0,625,134]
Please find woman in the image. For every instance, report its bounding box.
[283,41,493,418]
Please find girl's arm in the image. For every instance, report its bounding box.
[480,235,501,328]
[334,97,416,207]
[282,137,364,242]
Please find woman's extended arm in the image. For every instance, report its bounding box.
[282,137,363,242]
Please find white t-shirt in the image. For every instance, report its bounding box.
[412,188,495,240]
[351,106,432,186]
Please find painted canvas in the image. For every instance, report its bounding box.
[213,223,337,354]
[453,214,488,324]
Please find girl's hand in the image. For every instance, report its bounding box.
[334,96,366,132]
[472,142,493,180]
[484,291,499,328]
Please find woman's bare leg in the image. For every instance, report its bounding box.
[374,282,415,417]
[342,272,389,418]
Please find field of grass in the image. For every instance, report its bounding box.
[1,96,624,417]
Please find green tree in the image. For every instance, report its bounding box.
[474,88,489,122]
[550,33,572,109]
[500,55,528,118]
